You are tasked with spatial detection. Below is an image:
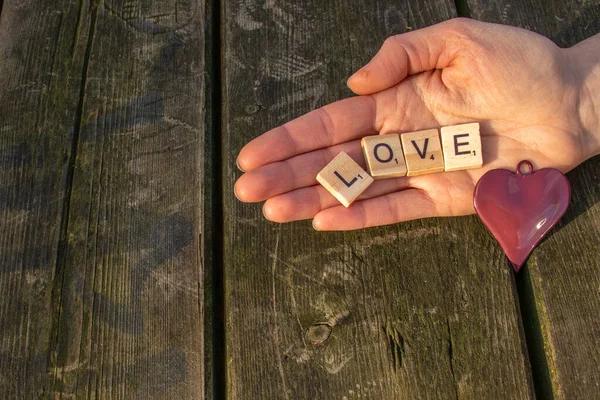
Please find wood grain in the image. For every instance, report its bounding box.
[0,0,210,398]
[0,0,90,396]
[223,0,534,398]
[467,0,600,398]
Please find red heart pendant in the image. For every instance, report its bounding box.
[473,161,571,272]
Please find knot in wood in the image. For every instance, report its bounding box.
[244,104,262,115]
[306,323,332,345]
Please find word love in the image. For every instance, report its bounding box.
[317,123,483,207]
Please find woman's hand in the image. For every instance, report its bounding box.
[234,18,600,231]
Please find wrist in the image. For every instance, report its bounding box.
[567,35,600,160]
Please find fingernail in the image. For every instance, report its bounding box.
[234,185,242,201]
[262,203,270,220]
[236,158,245,172]
[349,68,366,81]
[312,219,320,231]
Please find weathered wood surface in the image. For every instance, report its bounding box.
[467,0,600,398]
[223,1,534,398]
[3,0,599,397]
[0,0,86,396]
[0,0,210,398]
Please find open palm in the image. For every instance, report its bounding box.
[235,18,594,230]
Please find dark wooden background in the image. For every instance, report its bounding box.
[1,0,599,398]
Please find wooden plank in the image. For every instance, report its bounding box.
[52,0,210,398]
[223,1,534,398]
[1,0,211,398]
[0,0,90,396]
[466,0,600,397]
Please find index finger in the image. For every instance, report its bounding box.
[236,95,381,171]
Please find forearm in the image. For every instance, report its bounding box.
[568,33,600,160]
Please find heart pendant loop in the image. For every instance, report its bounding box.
[516,160,534,176]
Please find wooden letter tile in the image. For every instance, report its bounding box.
[316,152,374,207]
[400,129,444,176]
[440,123,483,172]
[361,134,407,179]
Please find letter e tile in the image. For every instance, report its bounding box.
[440,123,483,172]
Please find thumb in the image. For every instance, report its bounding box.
[347,18,468,95]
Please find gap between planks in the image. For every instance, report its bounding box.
[454,0,472,17]
[206,0,226,398]
[516,264,554,399]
